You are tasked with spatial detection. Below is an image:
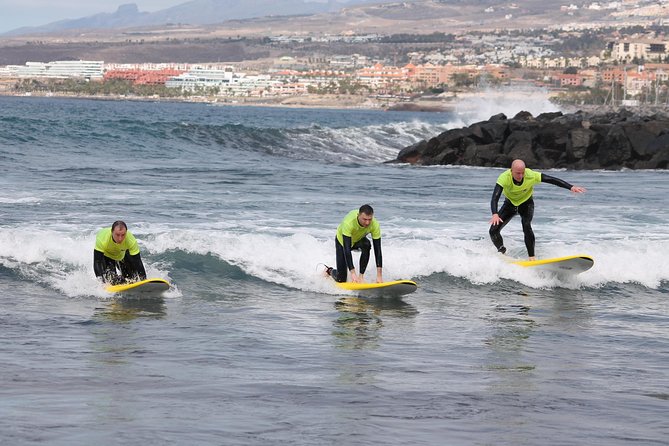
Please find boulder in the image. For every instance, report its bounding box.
[392,108,669,170]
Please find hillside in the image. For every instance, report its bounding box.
[0,0,664,65]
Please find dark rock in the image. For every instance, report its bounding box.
[463,143,503,165]
[567,128,598,162]
[489,113,507,121]
[599,125,632,168]
[396,140,426,164]
[392,108,669,170]
[503,130,537,166]
[536,111,564,121]
[434,148,459,165]
[468,120,509,144]
[646,133,669,156]
[513,110,534,121]
[622,122,661,159]
[423,136,444,158]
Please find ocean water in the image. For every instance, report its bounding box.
[1,95,667,445]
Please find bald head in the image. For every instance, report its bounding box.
[511,159,526,182]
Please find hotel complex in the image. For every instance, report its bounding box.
[1,37,669,100]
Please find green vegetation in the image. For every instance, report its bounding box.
[557,30,607,55]
[307,79,370,95]
[450,72,478,87]
[13,78,219,98]
[380,32,455,44]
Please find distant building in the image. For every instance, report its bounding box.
[104,68,185,85]
[601,68,626,84]
[479,64,510,81]
[165,66,237,90]
[105,62,191,71]
[609,40,669,62]
[0,60,103,79]
[356,63,411,91]
[642,63,669,82]
[555,73,585,87]
[165,66,278,97]
[625,69,657,96]
[411,63,454,85]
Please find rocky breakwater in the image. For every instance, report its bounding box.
[393,109,669,169]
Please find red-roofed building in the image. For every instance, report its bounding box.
[104,68,185,85]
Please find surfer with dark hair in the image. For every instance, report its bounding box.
[93,220,147,285]
[326,204,383,283]
[489,159,586,261]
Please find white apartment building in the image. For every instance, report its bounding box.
[522,55,602,69]
[610,40,669,62]
[165,67,237,90]
[104,62,192,71]
[166,67,278,96]
[0,60,104,79]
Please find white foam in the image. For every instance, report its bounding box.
[453,86,560,124]
[0,229,176,298]
[147,227,669,291]
[3,219,667,298]
[290,86,560,163]
[0,196,41,204]
[287,120,452,163]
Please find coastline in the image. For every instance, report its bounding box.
[0,90,458,112]
[5,89,663,116]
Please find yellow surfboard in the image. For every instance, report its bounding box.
[511,254,594,275]
[334,280,417,298]
[106,278,170,295]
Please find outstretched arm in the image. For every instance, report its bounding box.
[489,184,504,225]
[372,238,383,283]
[542,173,586,194]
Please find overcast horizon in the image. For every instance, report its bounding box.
[0,1,186,34]
[0,0,353,35]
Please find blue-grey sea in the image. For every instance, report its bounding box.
[1,95,667,445]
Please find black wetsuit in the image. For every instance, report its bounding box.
[331,235,382,283]
[93,250,146,285]
[489,173,573,257]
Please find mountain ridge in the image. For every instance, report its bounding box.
[3,0,379,37]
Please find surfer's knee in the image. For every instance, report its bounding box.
[521,221,534,234]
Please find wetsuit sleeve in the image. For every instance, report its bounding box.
[490,183,503,214]
[93,249,106,278]
[128,252,147,280]
[373,238,383,268]
[342,235,355,271]
[541,173,573,190]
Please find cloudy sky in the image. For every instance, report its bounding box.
[0,1,185,34]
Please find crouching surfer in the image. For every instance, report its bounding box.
[93,220,147,285]
[325,204,383,283]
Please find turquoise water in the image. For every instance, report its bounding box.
[1,96,667,445]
